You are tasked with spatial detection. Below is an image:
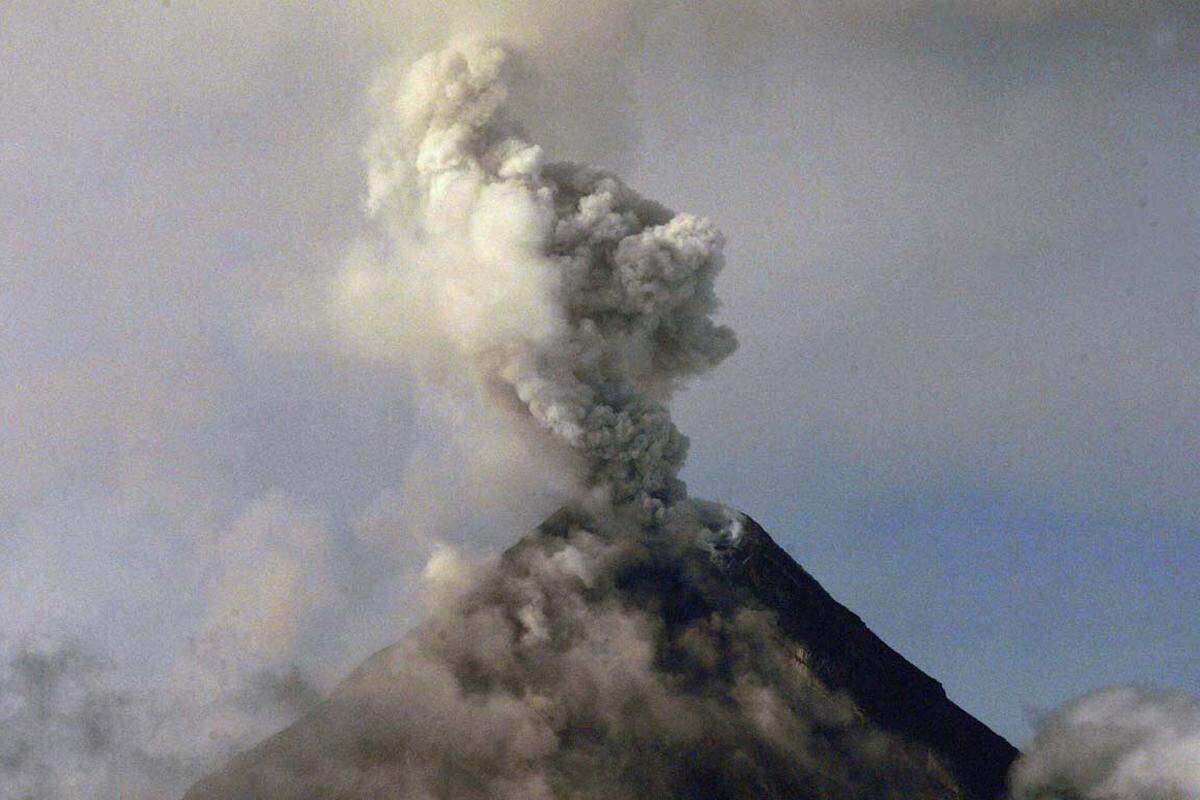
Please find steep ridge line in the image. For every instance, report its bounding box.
[185,508,1018,800]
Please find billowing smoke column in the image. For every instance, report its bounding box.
[185,39,977,800]
[8,10,1200,800]
[359,38,736,525]
[224,37,1200,800]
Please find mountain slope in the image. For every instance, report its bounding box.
[696,513,1018,800]
[185,507,1017,800]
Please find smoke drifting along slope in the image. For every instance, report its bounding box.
[194,32,1200,800]
[188,38,1009,800]
[3,2,1197,798]
[187,512,979,800]
[341,39,735,525]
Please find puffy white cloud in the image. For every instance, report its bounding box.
[1011,686,1200,800]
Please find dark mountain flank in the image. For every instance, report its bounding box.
[186,509,1018,800]
[701,514,1018,800]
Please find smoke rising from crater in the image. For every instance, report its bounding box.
[2,1,1196,797]
[339,39,736,524]
[184,37,1003,800]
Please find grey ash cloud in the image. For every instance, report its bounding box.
[0,1,1195,797]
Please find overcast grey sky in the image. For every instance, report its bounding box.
[1,1,1196,778]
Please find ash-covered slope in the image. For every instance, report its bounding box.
[184,37,1026,800]
[185,508,1016,800]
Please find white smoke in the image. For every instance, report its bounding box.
[1010,686,1200,800]
[185,522,964,800]
[338,38,736,525]
[2,36,745,795]
[2,2,1194,797]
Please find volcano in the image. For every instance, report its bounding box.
[185,508,1018,800]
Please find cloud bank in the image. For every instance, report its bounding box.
[1011,686,1200,800]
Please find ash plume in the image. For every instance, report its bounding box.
[188,39,998,800]
[3,3,1194,799]
[340,38,736,525]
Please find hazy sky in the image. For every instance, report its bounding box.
[1,0,1196,755]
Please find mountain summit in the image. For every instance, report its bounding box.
[186,508,1017,800]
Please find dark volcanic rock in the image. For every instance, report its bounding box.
[710,514,1018,800]
[185,509,1017,800]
